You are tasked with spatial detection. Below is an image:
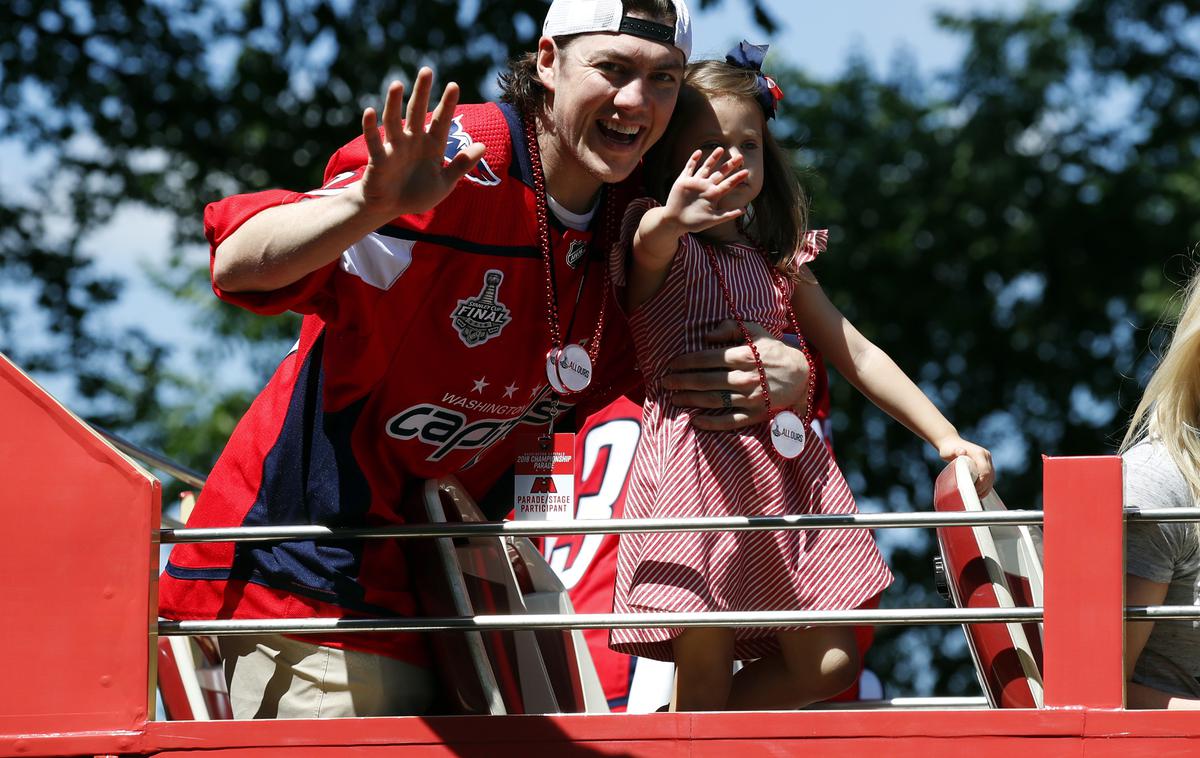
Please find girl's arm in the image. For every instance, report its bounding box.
[626,148,748,311]
[791,274,995,493]
[627,207,687,311]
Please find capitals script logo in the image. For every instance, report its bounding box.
[452,269,512,347]
[445,116,501,186]
[386,389,570,462]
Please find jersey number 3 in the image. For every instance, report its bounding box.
[545,418,640,590]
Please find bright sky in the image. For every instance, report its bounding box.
[10,0,1032,397]
[693,0,984,73]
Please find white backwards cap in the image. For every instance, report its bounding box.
[542,0,693,60]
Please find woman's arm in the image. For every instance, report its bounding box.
[1125,574,1200,709]
[213,69,484,293]
[790,274,994,492]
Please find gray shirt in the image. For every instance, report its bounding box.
[1124,441,1200,698]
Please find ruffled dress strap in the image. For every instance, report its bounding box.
[792,228,829,268]
[609,196,661,288]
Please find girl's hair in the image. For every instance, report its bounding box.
[498,0,680,117]
[644,58,808,271]
[1120,265,1200,503]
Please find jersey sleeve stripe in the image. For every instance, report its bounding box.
[378,224,539,259]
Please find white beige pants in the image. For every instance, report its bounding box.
[218,634,435,718]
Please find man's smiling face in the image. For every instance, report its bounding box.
[537,29,685,206]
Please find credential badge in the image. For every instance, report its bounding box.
[565,239,589,269]
[452,269,512,347]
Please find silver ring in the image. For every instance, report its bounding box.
[719,390,733,409]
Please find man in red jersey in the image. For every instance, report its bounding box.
[160,0,814,719]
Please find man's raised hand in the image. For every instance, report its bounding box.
[359,68,486,219]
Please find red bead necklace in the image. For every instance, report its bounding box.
[701,241,817,458]
[524,113,613,395]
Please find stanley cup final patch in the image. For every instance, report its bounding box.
[452,268,512,347]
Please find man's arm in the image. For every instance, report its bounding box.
[212,68,485,294]
[661,320,809,430]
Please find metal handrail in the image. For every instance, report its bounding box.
[1125,605,1200,621]
[156,605,1200,637]
[157,507,1200,545]
[88,425,1200,534]
[1125,508,1200,523]
[98,424,1200,544]
[96,427,208,490]
[159,607,1045,636]
[160,510,1046,544]
[810,696,990,710]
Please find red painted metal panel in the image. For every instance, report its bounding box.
[1083,708,1200,736]
[1078,738,1200,758]
[7,686,1200,755]
[0,353,159,740]
[138,709,1081,750]
[1042,456,1124,709]
[133,710,1191,756]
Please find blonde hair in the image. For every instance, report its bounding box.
[1120,266,1200,502]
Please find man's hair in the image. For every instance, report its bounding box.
[643,59,808,271]
[498,0,680,117]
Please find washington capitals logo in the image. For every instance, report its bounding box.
[445,116,501,186]
[452,269,512,347]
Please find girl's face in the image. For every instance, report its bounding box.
[671,94,765,212]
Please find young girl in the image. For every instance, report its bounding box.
[608,43,995,712]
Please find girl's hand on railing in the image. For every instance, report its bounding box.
[940,440,994,495]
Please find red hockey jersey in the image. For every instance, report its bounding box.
[160,103,637,664]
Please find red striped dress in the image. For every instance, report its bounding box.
[609,198,894,662]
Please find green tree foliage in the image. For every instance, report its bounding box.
[1,0,1197,697]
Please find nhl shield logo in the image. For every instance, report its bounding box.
[452,269,512,347]
[565,239,589,269]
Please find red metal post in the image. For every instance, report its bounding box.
[1041,455,1124,709]
[0,353,160,745]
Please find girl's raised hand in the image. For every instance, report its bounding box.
[662,148,750,233]
[358,68,486,219]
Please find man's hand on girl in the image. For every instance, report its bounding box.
[663,320,810,431]
[938,438,995,495]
